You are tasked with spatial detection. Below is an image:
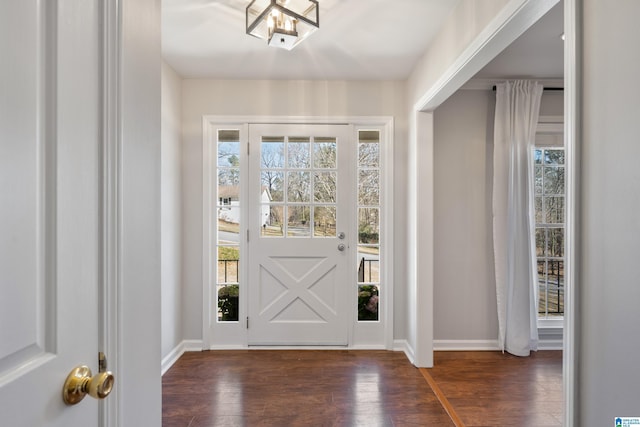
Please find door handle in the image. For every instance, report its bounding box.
[62,365,114,405]
[337,243,346,252]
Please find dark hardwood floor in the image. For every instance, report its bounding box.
[162,350,562,427]
[427,351,563,427]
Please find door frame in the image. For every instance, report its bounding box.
[202,116,394,350]
[101,0,162,425]
[408,0,576,424]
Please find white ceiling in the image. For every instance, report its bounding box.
[161,0,564,81]
[162,0,461,80]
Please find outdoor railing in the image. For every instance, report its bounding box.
[219,259,239,283]
[538,259,564,315]
[358,258,379,283]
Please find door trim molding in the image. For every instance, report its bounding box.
[101,0,122,425]
[563,0,579,424]
[202,115,394,350]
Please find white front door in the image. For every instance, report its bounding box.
[247,124,354,345]
[0,1,103,425]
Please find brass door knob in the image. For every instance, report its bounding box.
[62,365,114,405]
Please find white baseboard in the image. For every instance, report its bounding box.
[434,339,500,351]
[393,339,415,364]
[434,335,563,352]
[208,344,248,350]
[348,344,387,350]
[161,339,204,375]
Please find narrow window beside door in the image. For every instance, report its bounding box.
[216,130,241,322]
[357,130,381,321]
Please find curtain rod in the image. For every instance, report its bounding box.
[492,86,564,91]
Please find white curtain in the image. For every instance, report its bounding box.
[493,80,543,356]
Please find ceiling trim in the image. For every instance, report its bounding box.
[414,0,560,112]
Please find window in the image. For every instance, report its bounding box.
[534,147,565,318]
[357,130,381,321]
[259,136,338,238]
[216,129,241,322]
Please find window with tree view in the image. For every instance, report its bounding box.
[534,148,565,318]
[357,130,381,321]
[216,130,241,322]
[259,136,338,238]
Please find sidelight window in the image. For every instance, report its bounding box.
[216,129,241,322]
[357,130,381,321]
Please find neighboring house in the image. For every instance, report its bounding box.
[218,185,271,226]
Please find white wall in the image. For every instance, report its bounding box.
[181,79,408,342]
[433,89,498,343]
[407,0,511,107]
[580,1,640,424]
[432,89,563,345]
[161,60,183,359]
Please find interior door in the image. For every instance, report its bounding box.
[248,124,353,345]
[0,1,103,425]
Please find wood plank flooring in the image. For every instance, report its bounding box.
[427,351,563,427]
[162,350,562,427]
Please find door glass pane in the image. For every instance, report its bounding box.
[261,171,284,202]
[218,141,240,168]
[218,168,240,187]
[287,205,311,237]
[358,207,379,244]
[262,205,284,237]
[287,171,310,202]
[287,139,310,168]
[261,138,285,168]
[358,170,379,205]
[357,248,380,283]
[314,140,337,168]
[358,142,379,168]
[217,246,239,283]
[313,206,336,237]
[358,285,379,321]
[314,171,336,203]
[260,134,339,240]
[218,284,239,322]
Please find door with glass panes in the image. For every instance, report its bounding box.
[247,124,353,345]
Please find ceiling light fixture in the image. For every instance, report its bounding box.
[246,0,319,51]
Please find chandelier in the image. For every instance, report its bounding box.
[246,0,319,50]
